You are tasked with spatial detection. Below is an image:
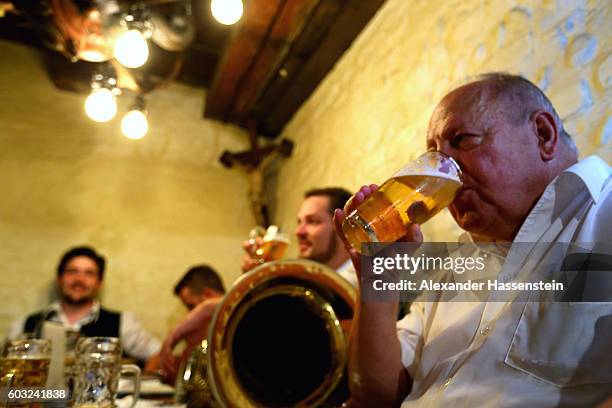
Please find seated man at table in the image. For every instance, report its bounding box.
[7,245,161,371]
[161,264,226,382]
[174,264,226,311]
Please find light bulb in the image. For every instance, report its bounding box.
[121,109,148,139]
[84,88,117,122]
[114,30,149,68]
[211,0,243,25]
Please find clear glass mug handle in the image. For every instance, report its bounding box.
[121,364,141,408]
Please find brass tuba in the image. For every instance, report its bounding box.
[206,259,356,407]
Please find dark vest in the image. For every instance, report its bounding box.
[23,307,121,338]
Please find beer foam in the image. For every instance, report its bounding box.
[264,225,279,241]
[263,225,289,243]
[391,153,462,182]
[392,167,462,182]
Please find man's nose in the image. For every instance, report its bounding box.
[295,223,306,237]
[72,277,86,284]
[434,140,452,157]
[72,271,90,282]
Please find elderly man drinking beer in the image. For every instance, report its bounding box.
[334,73,612,407]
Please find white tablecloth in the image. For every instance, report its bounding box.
[116,395,185,408]
[117,378,182,408]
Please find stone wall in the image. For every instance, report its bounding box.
[273,0,611,245]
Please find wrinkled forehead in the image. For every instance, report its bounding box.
[426,82,493,143]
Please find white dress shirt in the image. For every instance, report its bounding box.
[397,155,612,407]
[8,301,161,362]
[337,258,358,288]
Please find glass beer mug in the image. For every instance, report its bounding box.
[174,340,213,407]
[342,151,462,254]
[71,337,140,408]
[0,339,51,387]
[247,225,290,264]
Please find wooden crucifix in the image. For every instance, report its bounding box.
[219,122,293,227]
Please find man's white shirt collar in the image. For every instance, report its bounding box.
[562,154,611,203]
[45,300,101,330]
[460,155,611,244]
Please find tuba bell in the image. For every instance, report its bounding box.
[205,259,356,408]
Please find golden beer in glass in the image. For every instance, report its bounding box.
[250,225,290,263]
[256,239,289,262]
[0,339,51,387]
[342,151,462,254]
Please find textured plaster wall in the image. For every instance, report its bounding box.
[273,0,611,246]
[0,40,254,341]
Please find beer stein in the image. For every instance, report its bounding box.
[342,151,462,254]
[175,340,215,408]
[0,339,51,387]
[247,225,290,264]
[71,337,140,408]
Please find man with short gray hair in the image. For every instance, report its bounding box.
[335,73,611,407]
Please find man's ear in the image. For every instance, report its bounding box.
[531,110,558,161]
[202,287,217,298]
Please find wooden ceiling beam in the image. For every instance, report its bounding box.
[250,0,345,127]
[204,0,285,120]
[258,0,387,138]
[204,0,318,124]
[227,0,319,123]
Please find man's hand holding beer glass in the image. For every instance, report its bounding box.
[241,225,289,273]
[241,228,265,272]
[333,151,462,283]
[332,184,419,407]
[331,151,463,407]
[333,184,424,286]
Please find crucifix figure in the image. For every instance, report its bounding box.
[219,123,293,227]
